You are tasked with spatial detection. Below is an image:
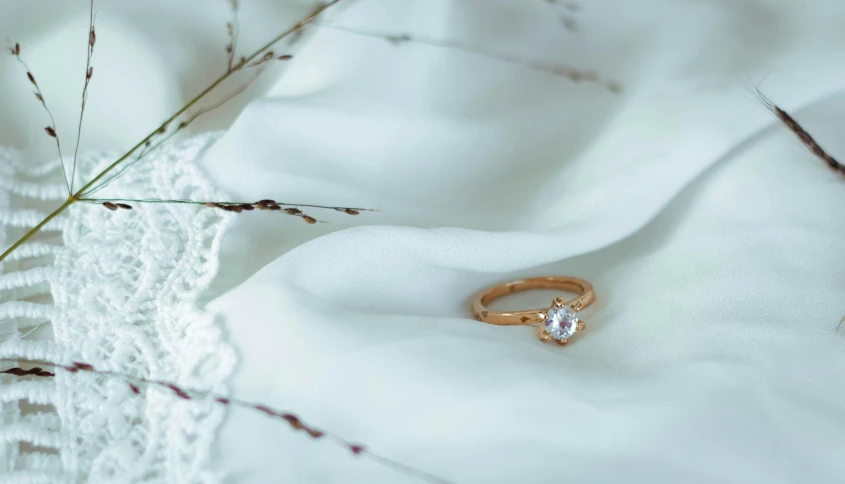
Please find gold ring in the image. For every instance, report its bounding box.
[471,276,595,345]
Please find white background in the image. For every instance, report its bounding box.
[2,0,845,483]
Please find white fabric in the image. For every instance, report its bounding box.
[2,0,845,483]
[0,136,235,483]
[199,0,845,482]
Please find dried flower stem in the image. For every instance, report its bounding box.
[0,358,453,484]
[7,42,72,192]
[317,23,618,92]
[0,0,343,264]
[81,197,371,212]
[758,91,845,177]
[81,197,371,223]
[226,0,240,72]
[70,0,97,193]
[82,68,267,197]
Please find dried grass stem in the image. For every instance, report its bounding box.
[0,0,343,263]
[0,358,453,484]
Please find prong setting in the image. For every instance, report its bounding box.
[540,300,582,345]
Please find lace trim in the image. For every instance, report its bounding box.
[0,134,235,483]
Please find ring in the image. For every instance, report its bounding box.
[471,276,595,345]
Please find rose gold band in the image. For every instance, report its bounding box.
[471,276,594,326]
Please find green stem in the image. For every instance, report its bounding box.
[75,0,340,198]
[0,198,74,263]
[0,0,342,264]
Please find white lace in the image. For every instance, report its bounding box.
[0,134,235,483]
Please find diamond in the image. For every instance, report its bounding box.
[544,305,578,341]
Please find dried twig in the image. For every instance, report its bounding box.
[81,197,372,224]
[81,67,271,197]
[6,41,72,192]
[70,0,97,193]
[317,23,620,93]
[0,0,345,264]
[80,1,293,198]
[758,91,845,177]
[226,0,240,72]
[0,358,453,484]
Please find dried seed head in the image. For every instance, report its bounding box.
[87,66,93,79]
[1,367,54,377]
[256,199,276,210]
[72,362,94,371]
[238,203,255,211]
[284,208,302,216]
[34,92,43,102]
[307,429,325,439]
[89,29,96,48]
[205,202,221,208]
[255,405,277,416]
[282,414,303,429]
[302,215,317,224]
[349,444,365,455]
[102,202,118,211]
[116,203,133,210]
[129,383,141,394]
[27,72,36,85]
[44,126,57,138]
[278,54,293,61]
[167,383,191,400]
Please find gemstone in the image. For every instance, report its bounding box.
[544,305,578,341]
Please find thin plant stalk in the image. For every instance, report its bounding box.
[83,68,268,197]
[0,358,453,484]
[80,197,372,212]
[0,0,342,264]
[8,44,72,192]
[70,0,96,193]
[317,23,620,92]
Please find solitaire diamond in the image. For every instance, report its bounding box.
[544,305,578,341]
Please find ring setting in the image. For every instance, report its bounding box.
[471,276,594,346]
[538,297,586,345]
